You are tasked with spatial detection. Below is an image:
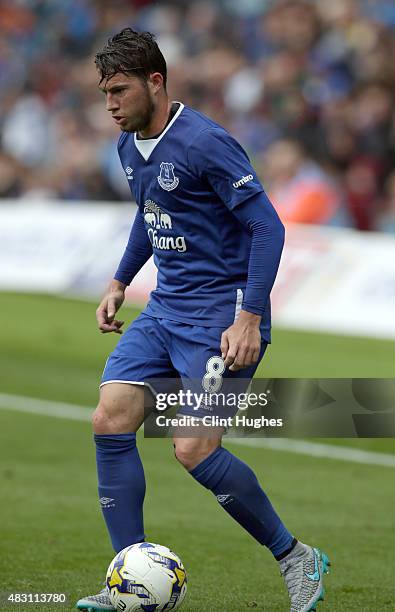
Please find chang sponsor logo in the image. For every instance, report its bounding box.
[144,199,187,253]
[148,229,186,253]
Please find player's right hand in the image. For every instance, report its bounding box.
[96,281,126,334]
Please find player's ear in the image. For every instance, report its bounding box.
[148,72,164,94]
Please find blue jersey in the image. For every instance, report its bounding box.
[117,103,272,338]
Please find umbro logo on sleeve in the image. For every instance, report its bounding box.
[233,174,253,188]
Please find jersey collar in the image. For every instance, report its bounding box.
[134,102,185,162]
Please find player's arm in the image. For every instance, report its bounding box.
[96,211,152,334]
[187,127,284,370]
[221,193,285,370]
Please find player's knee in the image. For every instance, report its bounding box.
[92,402,136,434]
[92,384,144,434]
[173,439,220,471]
[92,405,113,434]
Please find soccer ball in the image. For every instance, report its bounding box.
[106,542,187,611]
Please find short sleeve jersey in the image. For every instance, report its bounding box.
[118,103,271,338]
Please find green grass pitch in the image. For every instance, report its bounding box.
[0,292,394,611]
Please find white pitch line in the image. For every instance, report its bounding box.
[0,392,92,422]
[226,437,395,468]
[0,392,394,468]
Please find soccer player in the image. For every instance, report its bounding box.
[76,29,330,612]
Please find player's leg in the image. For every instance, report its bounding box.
[93,382,147,553]
[168,320,296,559]
[173,427,296,559]
[76,384,147,612]
[76,314,176,611]
[168,321,330,611]
[94,313,176,554]
[173,430,330,612]
[174,431,330,612]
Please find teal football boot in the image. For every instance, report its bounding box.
[279,542,331,612]
[75,588,115,611]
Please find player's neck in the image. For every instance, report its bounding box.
[138,96,172,139]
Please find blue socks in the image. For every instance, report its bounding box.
[95,435,293,559]
[189,446,294,558]
[95,433,146,553]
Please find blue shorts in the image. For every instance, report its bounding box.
[101,313,267,418]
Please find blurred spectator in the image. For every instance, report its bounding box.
[257,139,343,225]
[0,0,395,233]
[377,171,395,232]
[0,153,22,198]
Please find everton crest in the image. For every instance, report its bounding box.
[157,162,179,191]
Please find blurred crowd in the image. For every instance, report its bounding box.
[1,0,395,231]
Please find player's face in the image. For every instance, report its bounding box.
[99,73,155,132]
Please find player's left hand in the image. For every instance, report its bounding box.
[221,310,262,371]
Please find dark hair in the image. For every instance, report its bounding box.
[95,28,167,89]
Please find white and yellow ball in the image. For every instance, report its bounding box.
[106,542,187,611]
